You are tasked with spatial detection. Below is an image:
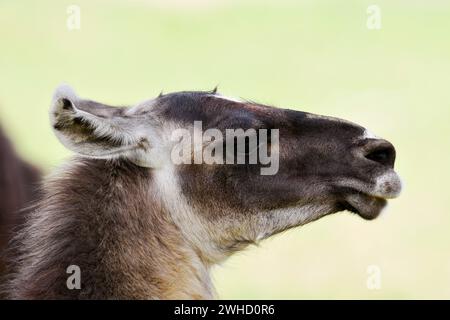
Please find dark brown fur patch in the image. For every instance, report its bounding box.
[0,126,40,295]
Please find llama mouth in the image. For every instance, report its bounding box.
[337,171,402,219]
[341,193,388,220]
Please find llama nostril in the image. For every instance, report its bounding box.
[363,140,396,168]
[366,148,390,163]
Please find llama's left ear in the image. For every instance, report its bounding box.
[50,84,162,167]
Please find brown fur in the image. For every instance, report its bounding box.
[6,158,213,299]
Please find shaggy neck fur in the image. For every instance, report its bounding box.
[6,158,214,299]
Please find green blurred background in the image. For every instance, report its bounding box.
[1,0,449,299]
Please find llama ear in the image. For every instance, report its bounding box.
[50,84,143,160]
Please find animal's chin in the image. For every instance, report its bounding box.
[340,193,388,220]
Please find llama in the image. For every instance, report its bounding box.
[5,85,401,299]
[0,126,40,287]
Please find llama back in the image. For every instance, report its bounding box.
[0,126,41,297]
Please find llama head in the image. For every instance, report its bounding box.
[50,84,402,262]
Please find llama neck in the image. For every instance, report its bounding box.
[9,158,214,299]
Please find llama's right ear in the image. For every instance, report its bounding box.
[50,84,140,160]
[50,84,164,167]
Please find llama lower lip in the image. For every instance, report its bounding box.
[344,193,387,220]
